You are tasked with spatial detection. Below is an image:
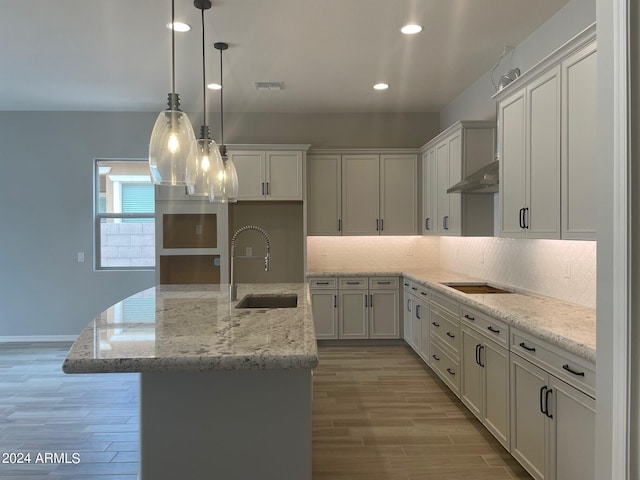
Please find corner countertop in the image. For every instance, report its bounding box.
[62,283,319,374]
[307,269,596,363]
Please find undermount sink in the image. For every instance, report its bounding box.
[442,283,512,294]
[235,294,298,309]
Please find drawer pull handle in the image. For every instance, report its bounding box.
[316,281,329,285]
[562,364,585,377]
[446,368,455,376]
[404,283,409,287]
[420,291,428,296]
[432,322,440,327]
[432,354,440,362]
[519,342,536,352]
[464,314,475,321]
[377,281,391,285]
[412,287,418,291]
[487,326,500,334]
[446,332,456,339]
[346,281,360,285]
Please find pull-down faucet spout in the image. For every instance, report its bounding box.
[229,225,271,301]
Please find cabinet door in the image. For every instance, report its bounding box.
[561,42,597,240]
[369,290,399,339]
[447,133,462,236]
[341,155,379,235]
[310,290,338,339]
[411,297,422,352]
[266,151,303,200]
[510,354,547,480]
[499,89,527,237]
[461,326,483,419]
[421,149,437,235]
[403,294,413,345]
[307,155,341,235]
[483,338,510,449]
[548,376,595,480]
[338,290,368,339]
[435,141,450,234]
[379,154,417,235]
[418,299,430,360]
[231,151,266,200]
[526,66,561,239]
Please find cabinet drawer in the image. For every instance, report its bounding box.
[461,308,509,348]
[430,307,460,358]
[308,277,337,289]
[339,277,368,289]
[370,276,399,289]
[511,329,595,398]
[431,292,461,318]
[430,339,460,396]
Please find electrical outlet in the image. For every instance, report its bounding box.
[246,246,253,256]
[563,260,571,279]
[77,252,85,263]
[195,224,203,235]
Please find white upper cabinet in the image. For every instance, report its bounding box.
[379,154,418,235]
[341,154,380,235]
[308,150,418,236]
[230,148,304,201]
[499,66,561,239]
[561,42,597,240]
[420,121,495,237]
[421,148,437,235]
[496,26,596,241]
[307,154,342,235]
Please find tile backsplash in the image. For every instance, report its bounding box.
[439,237,596,308]
[307,236,439,272]
[307,235,596,308]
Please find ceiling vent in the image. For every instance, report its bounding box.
[255,82,284,91]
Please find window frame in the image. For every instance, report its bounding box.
[94,158,156,271]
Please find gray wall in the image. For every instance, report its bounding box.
[439,0,596,131]
[0,112,157,337]
[0,111,437,337]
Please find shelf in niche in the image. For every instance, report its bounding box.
[159,255,220,284]
[163,214,217,249]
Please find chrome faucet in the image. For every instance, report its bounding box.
[229,225,271,301]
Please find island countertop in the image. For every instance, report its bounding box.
[63,283,319,374]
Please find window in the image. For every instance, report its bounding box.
[95,159,155,270]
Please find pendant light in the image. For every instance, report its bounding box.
[210,42,239,203]
[187,0,225,198]
[149,0,198,186]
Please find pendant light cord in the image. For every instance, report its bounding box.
[219,47,224,147]
[171,0,176,94]
[201,8,206,126]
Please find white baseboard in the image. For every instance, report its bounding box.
[0,335,78,343]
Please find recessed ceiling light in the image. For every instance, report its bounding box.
[401,24,423,35]
[373,83,389,90]
[166,22,191,32]
[207,83,222,90]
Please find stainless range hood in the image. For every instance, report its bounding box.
[447,160,499,194]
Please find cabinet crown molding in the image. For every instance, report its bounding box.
[226,144,311,151]
[308,148,420,155]
[493,22,596,102]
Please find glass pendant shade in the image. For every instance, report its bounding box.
[210,155,238,203]
[187,136,225,197]
[149,107,198,186]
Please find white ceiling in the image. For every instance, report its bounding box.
[0,0,569,114]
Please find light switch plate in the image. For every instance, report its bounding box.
[77,252,85,263]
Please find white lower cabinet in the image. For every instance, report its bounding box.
[510,353,595,480]
[402,279,430,359]
[310,276,399,340]
[461,325,510,449]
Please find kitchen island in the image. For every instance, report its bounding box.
[63,283,318,480]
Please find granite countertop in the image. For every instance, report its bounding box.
[63,283,319,374]
[307,269,596,363]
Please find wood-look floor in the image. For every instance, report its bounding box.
[0,343,531,479]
